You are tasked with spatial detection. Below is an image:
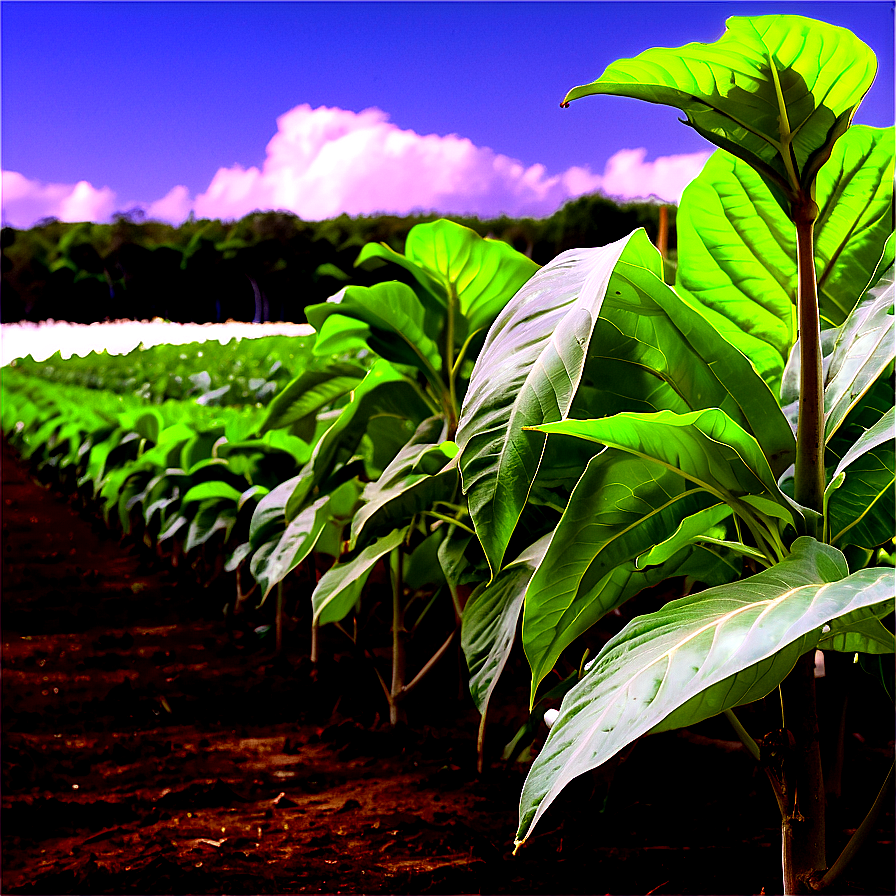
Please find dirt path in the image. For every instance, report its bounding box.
[2,438,893,895]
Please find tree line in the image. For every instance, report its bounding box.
[0,195,673,324]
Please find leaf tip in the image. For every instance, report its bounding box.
[512,837,526,855]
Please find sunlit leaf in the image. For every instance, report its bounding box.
[562,15,877,200]
[456,233,640,575]
[523,450,720,700]
[516,538,892,846]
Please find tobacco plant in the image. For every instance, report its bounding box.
[456,15,893,893]
[248,218,537,723]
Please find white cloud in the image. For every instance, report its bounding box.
[1,106,712,228]
[600,147,711,204]
[192,104,598,221]
[1,170,117,228]
[146,185,192,224]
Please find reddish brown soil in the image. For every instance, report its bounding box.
[2,437,893,895]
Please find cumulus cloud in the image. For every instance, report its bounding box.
[600,147,711,204]
[1,170,118,228]
[1,105,712,228]
[192,104,710,222]
[145,185,193,224]
[192,105,591,221]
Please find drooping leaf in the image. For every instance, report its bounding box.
[311,314,374,360]
[249,473,303,550]
[562,15,877,200]
[818,606,895,655]
[306,282,442,380]
[251,494,331,599]
[516,538,893,846]
[285,360,432,518]
[637,502,734,568]
[183,500,236,554]
[257,361,367,433]
[462,534,552,715]
[350,453,458,551]
[456,233,640,575]
[311,527,408,626]
[531,408,793,522]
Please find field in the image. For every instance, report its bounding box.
[3,16,895,892]
[4,438,893,895]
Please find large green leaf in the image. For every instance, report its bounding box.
[306,282,442,380]
[815,126,895,323]
[403,218,540,333]
[251,494,331,599]
[590,238,795,474]
[532,408,793,523]
[675,151,797,391]
[456,233,640,575]
[562,15,877,200]
[522,450,720,701]
[285,361,432,518]
[180,480,243,508]
[676,129,892,395]
[257,361,367,434]
[826,406,895,551]
[350,431,459,551]
[516,538,893,846]
[357,218,539,334]
[462,534,552,715]
[528,547,740,709]
[311,527,408,626]
[823,258,895,442]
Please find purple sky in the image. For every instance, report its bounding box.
[1,1,893,227]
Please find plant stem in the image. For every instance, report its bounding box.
[819,760,895,892]
[275,581,284,655]
[389,548,407,726]
[792,198,824,533]
[723,708,760,761]
[401,626,458,697]
[423,510,476,535]
[310,618,320,664]
[443,284,459,437]
[780,651,827,893]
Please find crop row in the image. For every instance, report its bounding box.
[8,332,317,407]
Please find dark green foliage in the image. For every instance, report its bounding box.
[1,197,670,324]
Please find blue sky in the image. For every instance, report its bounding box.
[1,1,893,227]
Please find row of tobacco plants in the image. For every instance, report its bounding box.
[1,13,892,895]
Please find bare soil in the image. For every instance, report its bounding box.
[2,437,893,895]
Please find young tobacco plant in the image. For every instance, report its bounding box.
[248,218,537,723]
[455,15,893,894]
